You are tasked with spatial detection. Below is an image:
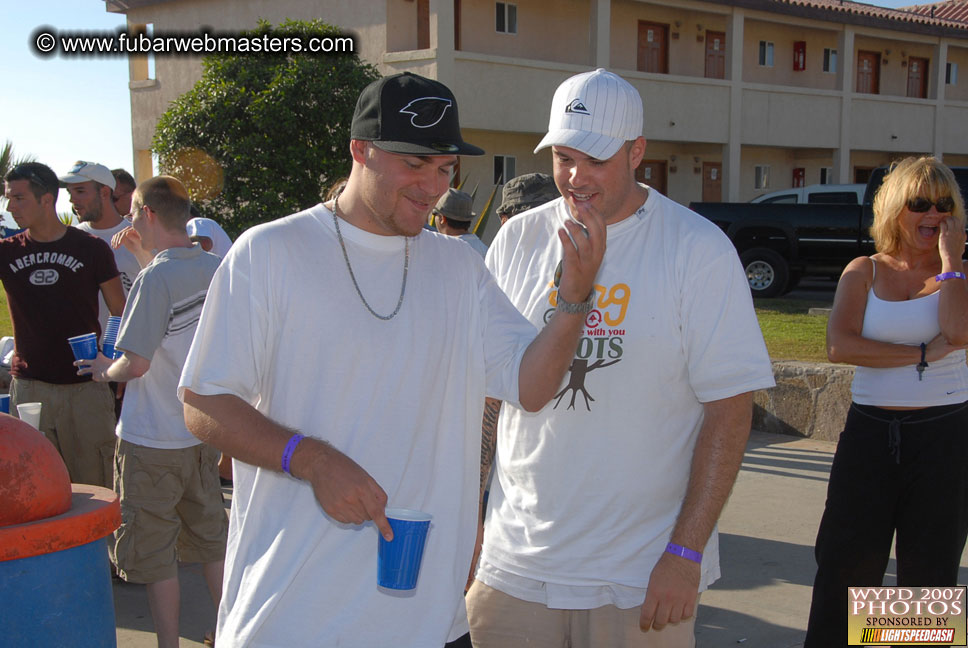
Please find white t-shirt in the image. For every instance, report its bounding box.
[480,191,775,609]
[75,220,140,332]
[178,204,537,647]
[117,244,220,449]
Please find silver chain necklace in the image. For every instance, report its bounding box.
[332,195,409,321]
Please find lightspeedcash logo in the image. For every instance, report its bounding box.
[848,587,967,646]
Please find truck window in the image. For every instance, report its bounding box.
[760,194,798,204]
[808,192,858,204]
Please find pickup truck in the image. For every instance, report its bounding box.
[689,167,968,298]
[751,183,865,205]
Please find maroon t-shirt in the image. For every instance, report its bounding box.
[0,227,120,384]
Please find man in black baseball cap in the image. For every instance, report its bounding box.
[180,72,606,647]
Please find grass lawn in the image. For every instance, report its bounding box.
[754,297,830,363]
[0,293,831,363]
[0,291,11,338]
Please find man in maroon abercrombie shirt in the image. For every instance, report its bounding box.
[2,162,125,487]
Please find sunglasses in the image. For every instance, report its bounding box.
[12,165,52,192]
[907,196,955,213]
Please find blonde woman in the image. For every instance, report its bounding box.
[805,157,968,646]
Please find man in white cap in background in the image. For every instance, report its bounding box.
[61,161,141,332]
[186,214,233,259]
[432,188,487,257]
[467,68,775,646]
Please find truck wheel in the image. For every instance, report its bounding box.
[740,248,789,298]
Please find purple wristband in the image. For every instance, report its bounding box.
[935,272,966,282]
[281,433,306,475]
[665,542,702,564]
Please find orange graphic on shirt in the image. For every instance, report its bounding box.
[548,282,630,327]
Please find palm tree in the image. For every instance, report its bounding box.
[0,140,36,180]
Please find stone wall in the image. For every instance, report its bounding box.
[753,361,854,442]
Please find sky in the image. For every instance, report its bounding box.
[0,0,924,227]
[2,2,131,226]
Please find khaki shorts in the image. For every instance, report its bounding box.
[112,438,228,583]
[10,376,116,488]
[467,580,697,648]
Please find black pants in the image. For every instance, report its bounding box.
[804,402,968,648]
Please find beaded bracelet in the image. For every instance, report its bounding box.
[281,433,306,475]
[665,542,703,564]
[935,272,966,282]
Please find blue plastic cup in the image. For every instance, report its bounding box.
[101,316,121,359]
[378,508,432,590]
[67,333,98,368]
[0,394,9,414]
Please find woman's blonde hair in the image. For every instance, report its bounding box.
[871,156,966,255]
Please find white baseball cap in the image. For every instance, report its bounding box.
[58,161,116,190]
[186,217,234,258]
[534,68,643,161]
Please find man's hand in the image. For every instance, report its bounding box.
[292,438,393,541]
[555,202,606,304]
[639,551,700,631]
[111,225,140,251]
[74,352,114,382]
[112,225,155,268]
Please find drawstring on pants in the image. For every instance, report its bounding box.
[850,402,968,465]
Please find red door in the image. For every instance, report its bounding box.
[705,31,726,79]
[702,163,722,202]
[907,57,929,98]
[637,22,668,74]
[417,0,430,49]
[856,51,880,94]
[636,160,667,195]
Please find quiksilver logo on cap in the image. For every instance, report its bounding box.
[565,99,590,115]
[400,97,453,128]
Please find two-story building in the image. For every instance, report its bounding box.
[105,0,968,241]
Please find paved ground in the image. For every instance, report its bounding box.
[112,430,968,646]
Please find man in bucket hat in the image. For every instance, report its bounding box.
[496,173,560,226]
[467,68,775,646]
[179,72,606,647]
[433,188,487,257]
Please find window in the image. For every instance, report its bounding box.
[947,62,958,85]
[494,155,516,185]
[754,165,770,190]
[496,2,517,34]
[758,41,774,67]
[760,194,797,204]
[820,167,833,184]
[823,48,837,74]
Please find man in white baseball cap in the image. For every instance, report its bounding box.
[468,68,775,646]
[60,161,140,329]
[186,215,233,259]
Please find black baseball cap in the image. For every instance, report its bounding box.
[350,72,484,156]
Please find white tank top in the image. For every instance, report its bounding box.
[851,259,968,406]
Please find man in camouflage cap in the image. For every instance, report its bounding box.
[496,173,560,226]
